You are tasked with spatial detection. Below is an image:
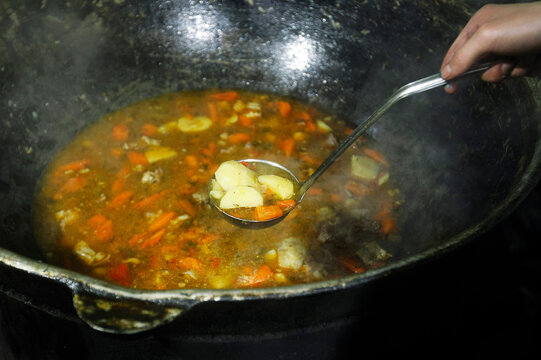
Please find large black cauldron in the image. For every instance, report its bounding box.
[1,0,540,355]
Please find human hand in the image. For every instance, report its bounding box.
[441,2,541,93]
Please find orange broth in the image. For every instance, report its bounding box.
[33,90,402,290]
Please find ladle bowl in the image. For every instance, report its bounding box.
[209,159,302,229]
[210,63,493,228]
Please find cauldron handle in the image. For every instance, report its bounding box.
[0,247,191,334]
[72,291,189,334]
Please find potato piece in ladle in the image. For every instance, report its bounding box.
[258,174,294,200]
[219,186,264,209]
[214,160,258,191]
[209,179,225,200]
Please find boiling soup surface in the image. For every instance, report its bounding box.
[34,90,402,289]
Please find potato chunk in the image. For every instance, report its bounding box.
[178,116,213,132]
[219,186,264,209]
[209,179,225,200]
[145,146,177,164]
[208,274,235,289]
[277,237,306,270]
[258,174,294,200]
[157,121,178,135]
[214,160,258,191]
[316,119,332,132]
[351,155,379,180]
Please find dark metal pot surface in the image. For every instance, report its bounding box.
[1,0,541,334]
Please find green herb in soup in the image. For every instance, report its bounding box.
[33,90,402,290]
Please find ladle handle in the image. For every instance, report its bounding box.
[298,63,493,196]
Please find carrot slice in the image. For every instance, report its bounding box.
[61,176,87,193]
[254,205,283,221]
[95,219,114,243]
[181,226,202,242]
[127,151,148,165]
[199,233,220,244]
[210,91,239,101]
[88,214,114,242]
[133,190,167,210]
[160,245,180,255]
[300,111,316,132]
[184,155,199,168]
[276,199,296,212]
[339,257,366,274]
[112,123,129,141]
[201,142,216,157]
[88,214,107,227]
[208,101,219,122]
[345,181,372,196]
[141,123,158,136]
[111,177,125,194]
[178,184,197,195]
[380,217,396,234]
[107,191,133,209]
[141,228,165,249]
[228,133,251,144]
[374,204,392,220]
[299,153,320,165]
[111,166,131,194]
[128,232,147,246]
[200,157,213,166]
[55,159,91,174]
[252,264,273,285]
[362,148,389,166]
[277,101,292,117]
[177,257,203,272]
[240,161,254,169]
[53,176,87,200]
[108,263,131,286]
[238,264,273,287]
[239,115,252,127]
[116,165,132,178]
[148,211,176,232]
[178,199,198,217]
[281,137,295,157]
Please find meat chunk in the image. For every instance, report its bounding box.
[73,241,109,265]
[141,168,163,184]
[356,241,391,266]
[55,209,79,231]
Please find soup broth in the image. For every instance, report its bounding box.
[34,90,402,290]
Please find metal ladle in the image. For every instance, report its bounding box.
[209,64,493,229]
